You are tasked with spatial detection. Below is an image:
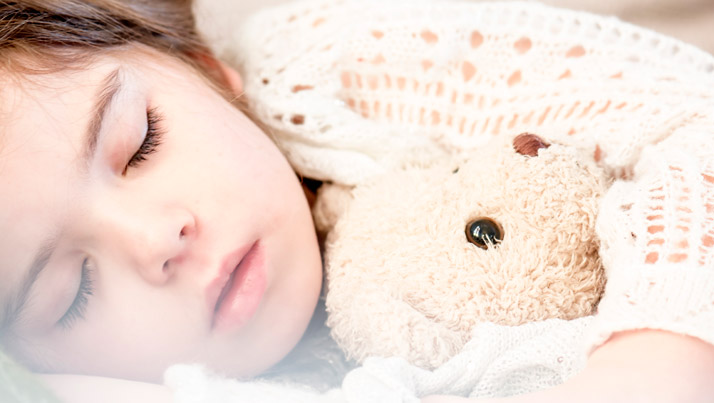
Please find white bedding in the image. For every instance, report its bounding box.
[165,318,591,402]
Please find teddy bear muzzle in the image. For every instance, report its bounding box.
[513,133,550,157]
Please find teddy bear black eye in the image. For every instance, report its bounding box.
[465,218,503,249]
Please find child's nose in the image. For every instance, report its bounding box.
[101,204,196,286]
[131,210,195,285]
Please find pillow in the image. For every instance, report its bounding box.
[0,350,60,402]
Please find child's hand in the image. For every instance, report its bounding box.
[422,329,714,403]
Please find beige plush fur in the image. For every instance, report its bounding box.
[316,135,607,369]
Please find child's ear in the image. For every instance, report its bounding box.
[214,60,243,95]
[191,52,243,95]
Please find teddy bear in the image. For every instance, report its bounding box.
[313,133,607,369]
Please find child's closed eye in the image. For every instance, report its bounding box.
[122,106,165,175]
[58,257,95,330]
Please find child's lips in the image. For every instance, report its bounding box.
[207,241,267,333]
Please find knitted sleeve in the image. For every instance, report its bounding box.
[232,0,714,351]
[590,120,714,349]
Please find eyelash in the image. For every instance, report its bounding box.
[58,258,94,329]
[123,107,165,174]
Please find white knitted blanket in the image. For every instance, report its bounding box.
[167,0,714,401]
[226,0,714,183]
[166,318,591,402]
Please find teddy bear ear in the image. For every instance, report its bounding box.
[312,183,356,235]
[513,133,550,157]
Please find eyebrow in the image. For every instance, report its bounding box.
[0,69,122,332]
[82,68,122,170]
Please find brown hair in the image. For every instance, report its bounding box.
[0,0,227,89]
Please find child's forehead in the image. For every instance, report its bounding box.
[0,59,117,118]
[2,47,183,93]
[2,55,180,126]
[0,64,112,151]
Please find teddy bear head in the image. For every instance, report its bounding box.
[317,133,607,369]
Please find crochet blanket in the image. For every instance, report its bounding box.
[223,0,714,185]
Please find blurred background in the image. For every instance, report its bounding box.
[196,0,714,54]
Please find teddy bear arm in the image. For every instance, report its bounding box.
[326,281,466,369]
[312,183,356,235]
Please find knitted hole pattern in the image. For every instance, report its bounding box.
[329,3,714,168]
[596,126,714,269]
[338,31,631,139]
[641,136,714,267]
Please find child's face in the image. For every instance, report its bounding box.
[0,49,322,381]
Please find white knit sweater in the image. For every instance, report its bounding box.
[170,0,714,400]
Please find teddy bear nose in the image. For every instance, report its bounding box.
[513,133,550,157]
